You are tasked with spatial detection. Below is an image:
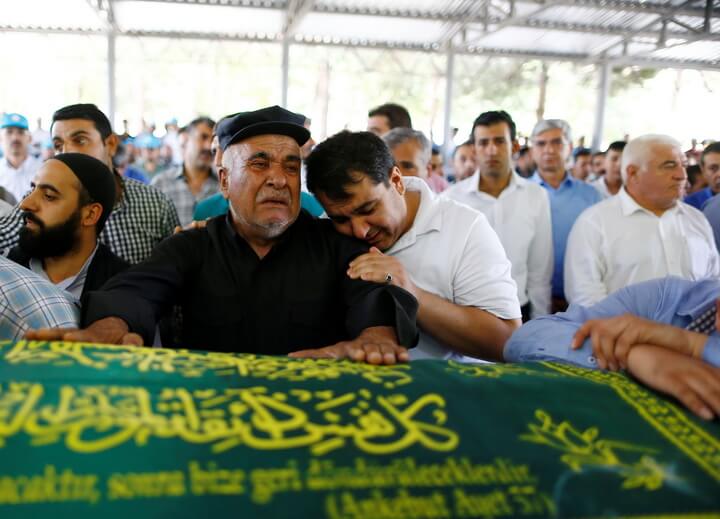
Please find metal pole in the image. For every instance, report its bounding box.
[704,0,713,33]
[107,30,116,128]
[281,37,290,108]
[591,61,611,152]
[442,47,455,162]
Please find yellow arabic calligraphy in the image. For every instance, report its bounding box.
[0,341,413,388]
[520,409,664,491]
[0,382,458,456]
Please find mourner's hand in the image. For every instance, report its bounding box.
[570,314,705,371]
[173,219,208,234]
[289,326,409,365]
[25,317,144,346]
[347,247,418,297]
[627,345,720,421]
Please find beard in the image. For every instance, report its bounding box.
[18,209,81,259]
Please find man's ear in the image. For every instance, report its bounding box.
[512,140,520,154]
[625,164,639,183]
[105,133,119,160]
[219,167,230,199]
[390,166,405,194]
[82,202,103,229]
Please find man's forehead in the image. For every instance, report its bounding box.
[35,160,76,187]
[232,134,300,156]
[474,122,510,138]
[534,128,564,140]
[52,119,99,136]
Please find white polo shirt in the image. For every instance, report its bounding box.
[0,155,41,202]
[565,187,720,306]
[590,176,619,200]
[388,176,520,361]
[443,171,553,317]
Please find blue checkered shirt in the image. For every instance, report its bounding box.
[0,256,79,340]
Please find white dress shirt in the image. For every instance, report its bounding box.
[389,176,520,361]
[0,155,41,202]
[564,187,720,306]
[590,176,618,200]
[443,171,553,317]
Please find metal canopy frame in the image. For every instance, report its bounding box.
[3,0,719,148]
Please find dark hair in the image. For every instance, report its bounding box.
[306,131,394,202]
[184,116,216,134]
[52,103,113,140]
[573,147,592,159]
[470,110,516,142]
[517,146,530,158]
[701,141,720,165]
[431,144,441,156]
[452,139,474,159]
[686,164,702,186]
[607,140,627,153]
[368,103,412,130]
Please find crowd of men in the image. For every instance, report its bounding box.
[1,101,719,421]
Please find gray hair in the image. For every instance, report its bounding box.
[531,119,573,145]
[382,128,432,167]
[621,134,682,183]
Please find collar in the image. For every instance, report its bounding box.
[618,187,682,217]
[29,241,99,289]
[388,176,443,253]
[530,170,574,189]
[462,170,525,197]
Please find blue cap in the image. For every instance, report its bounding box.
[136,134,162,149]
[1,113,29,130]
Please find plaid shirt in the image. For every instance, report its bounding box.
[0,256,79,340]
[0,176,180,264]
[150,166,219,226]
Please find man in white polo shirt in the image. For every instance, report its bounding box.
[0,113,41,202]
[306,130,521,361]
[444,110,552,320]
[565,134,720,306]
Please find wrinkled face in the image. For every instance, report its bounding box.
[390,139,428,179]
[474,122,515,180]
[1,126,31,158]
[605,149,623,182]
[626,142,687,211]
[51,119,116,169]
[429,153,443,177]
[592,154,606,175]
[183,122,214,171]
[220,135,302,240]
[531,128,571,174]
[571,155,592,181]
[316,168,407,252]
[702,152,720,193]
[18,160,90,258]
[367,115,391,136]
[453,144,476,180]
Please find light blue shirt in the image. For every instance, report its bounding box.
[703,193,720,254]
[505,276,720,368]
[530,172,601,299]
[0,256,79,341]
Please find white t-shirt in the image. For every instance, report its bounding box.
[444,171,553,317]
[590,176,620,200]
[0,155,41,202]
[388,176,520,360]
[565,187,720,306]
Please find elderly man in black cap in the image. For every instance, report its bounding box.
[9,153,128,303]
[28,106,418,364]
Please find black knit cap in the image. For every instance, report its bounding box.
[49,153,116,232]
[217,105,310,151]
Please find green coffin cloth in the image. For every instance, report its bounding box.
[0,340,718,518]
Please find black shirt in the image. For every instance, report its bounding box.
[83,211,418,354]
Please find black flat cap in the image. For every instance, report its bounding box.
[218,105,310,150]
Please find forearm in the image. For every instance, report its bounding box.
[416,288,520,361]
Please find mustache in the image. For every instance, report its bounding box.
[256,189,291,204]
[21,211,44,228]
